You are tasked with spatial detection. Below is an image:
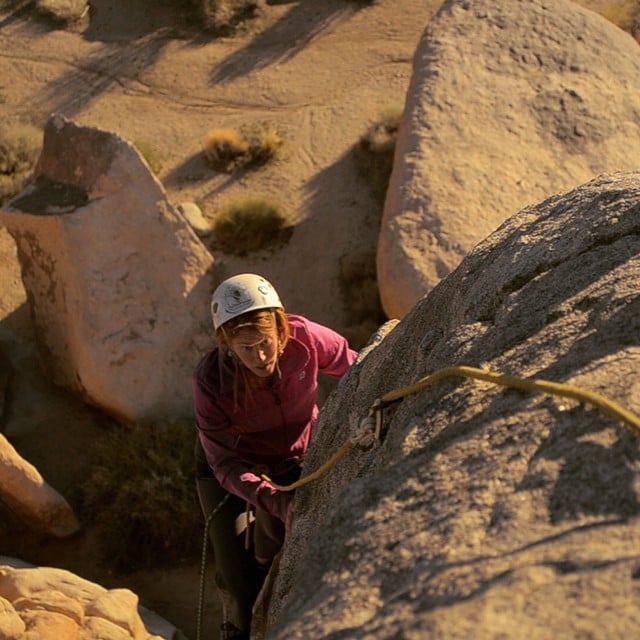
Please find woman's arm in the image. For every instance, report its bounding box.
[193,376,292,521]
[303,317,358,377]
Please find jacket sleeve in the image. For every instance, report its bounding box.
[303,318,358,377]
[193,375,292,521]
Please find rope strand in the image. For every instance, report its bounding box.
[196,493,230,640]
[378,366,640,431]
[261,440,352,491]
[262,365,640,493]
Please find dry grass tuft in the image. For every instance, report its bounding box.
[353,104,402,206]
[198,0,262,33]
[203,127,251,172]
[249,122,284,166]
[212,196,293,255]
[203,123,283,173]
[0,121,42,204]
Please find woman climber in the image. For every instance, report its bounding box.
[193,273,357,640]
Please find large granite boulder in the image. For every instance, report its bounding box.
[259,172,640,638]
[0,560,180,640]
[378,0,640,319]
[0,115,214,423]
[0,433,79,537]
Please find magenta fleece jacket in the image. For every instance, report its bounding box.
[193,314,357,522]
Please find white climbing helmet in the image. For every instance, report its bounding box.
[211,273,283,330]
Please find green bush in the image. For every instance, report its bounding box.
[82,420,202,572]
[213,196,292,255]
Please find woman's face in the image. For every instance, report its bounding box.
[229,327,279,378]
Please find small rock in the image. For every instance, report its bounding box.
[176,202,213,237]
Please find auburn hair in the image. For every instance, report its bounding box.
[216,308,290,406]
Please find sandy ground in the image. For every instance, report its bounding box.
[0,1,636,638]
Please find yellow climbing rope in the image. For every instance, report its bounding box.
[262,441,353,491]
[380,366,640,429]
[261,365,640,492]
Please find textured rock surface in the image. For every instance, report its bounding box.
[0,115,214,423]
[0,561,178,640]
[0,433,79,537]
[378,0,640,318]
[259,172,640,638]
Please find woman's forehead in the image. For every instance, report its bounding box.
[231,328,275,345]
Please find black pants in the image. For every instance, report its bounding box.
[194,438,299,631]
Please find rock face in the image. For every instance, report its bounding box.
[0,561,178,640]
[378,0,640,319]
[0,115,214,423]
[260,172,640,638]
[0,433,79,537]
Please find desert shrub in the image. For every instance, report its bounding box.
[203,123,283,173]
[197,0,261,34]
[213,196,292,255]
[247,122,283,166]
[35,0,89,25]
[0,122,42,174]
[0,175,24,205]
[203,127,250,172]
[353,104,402,206]
[0,122,42,204]
[82,420,202,572]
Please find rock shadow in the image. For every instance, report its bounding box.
[530,413,640,523]
[0,0,33,29]
[209,0,359,84]
[29,34,169,121]
[162,151,213,188]
[292,145,383,339]
[82,0,193,43]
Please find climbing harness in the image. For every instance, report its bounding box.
[196,493,231,640]
[261,365,640,492]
